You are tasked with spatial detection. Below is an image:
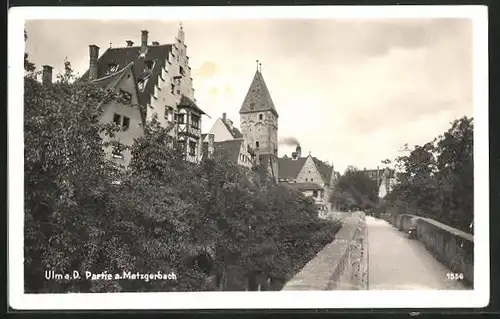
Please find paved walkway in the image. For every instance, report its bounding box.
[366,216,467,290]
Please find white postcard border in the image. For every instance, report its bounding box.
[8,5,489,310]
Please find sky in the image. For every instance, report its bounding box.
[24,18,473,173]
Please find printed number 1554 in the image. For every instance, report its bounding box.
[446,273,464,280]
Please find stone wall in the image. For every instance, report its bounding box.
[282,212,368,290]
[386,213,474,287]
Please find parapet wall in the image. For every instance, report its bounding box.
[384,213,474,287]
[282,212,368,290]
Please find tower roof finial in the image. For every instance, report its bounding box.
[259,62,262,73]
[180,21,183,30]
[256,59,259,71]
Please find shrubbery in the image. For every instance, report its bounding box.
[23,61,341,292]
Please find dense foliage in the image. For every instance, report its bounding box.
[384,117,474,233]
[23,54,340,292]
[329,166,379,211]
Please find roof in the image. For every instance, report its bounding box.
[278,157,306,180]
[239,70,279,117]
[312,157,334,184]
[214,139,243,163]
[221,119,243,139]
[91,62,133,90]
[178,95,206,115]
[283,182,323,191]
[81,44,173,106]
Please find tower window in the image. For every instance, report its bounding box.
[259,114,263,121]
[255,141,260,149]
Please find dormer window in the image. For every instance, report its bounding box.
[138,79,146,92]
[144,60,154,72]
[119,89,132,103]
[107,62,118,74]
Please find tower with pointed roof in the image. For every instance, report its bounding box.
[239,62,279,181]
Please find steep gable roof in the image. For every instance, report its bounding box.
[239,70,278,117]
[178,95,206,115]
[221,119,243,139]
[278,157,307,180]
[214,139,243,163]
[312,157,334,185]
[81,44,173,107]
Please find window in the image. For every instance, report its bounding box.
[119,89,132,102]
[189,141,196,156]
[305,178,308,182]
[113,114,121,126]
[259,114,263,121]
[122,117,130,131]
[145,60,154,71]
[107,62,118,74]
[255,141,259,149]
[180,66,185,76]
[191,115,200,129]
[313,190,318,198]
[170,84,175,95]
[176,89,181,95]
[176,113,185,124]
[311,178,313,182]
[138,79,145,91]
[165,106,174,121]
[112,149,124,159]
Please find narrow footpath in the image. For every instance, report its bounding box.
[366,216,467,290]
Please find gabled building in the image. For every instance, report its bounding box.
[213,139,254,169]
[278,146,338,210]
[77,26,207,165]
[204,113,243,143]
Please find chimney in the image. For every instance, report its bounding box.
[291,152,297,160]
[141,30,149,53]
[126,40,134,47]
[222,113,227,122]
[88,45,100,80]
[296,145,302,158]
[152,41,159,46]
[42,65,53,85]
[208,134,215,159]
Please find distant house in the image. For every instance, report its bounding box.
[213,139,254,168]
[278,146,338,210]
[378,168,398,199]
[204,113,243,143]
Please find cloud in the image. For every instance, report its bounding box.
[194,61,219,79]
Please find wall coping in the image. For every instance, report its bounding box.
[282,212,364,291]
[403,214,473,242]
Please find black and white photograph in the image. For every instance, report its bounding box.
[9,5,489,310]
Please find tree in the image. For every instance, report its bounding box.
[330,167,379,211]
[384,117,473,233]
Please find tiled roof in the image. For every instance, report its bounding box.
[312,157,333,184]
[81,44,173,107]
[214,139,243,163]
[222,119,243,139]
[239,70,278,117]
[178,95,206,115]
[91,62,133,90]
[277,157,306,180]
[283,182,323,191]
